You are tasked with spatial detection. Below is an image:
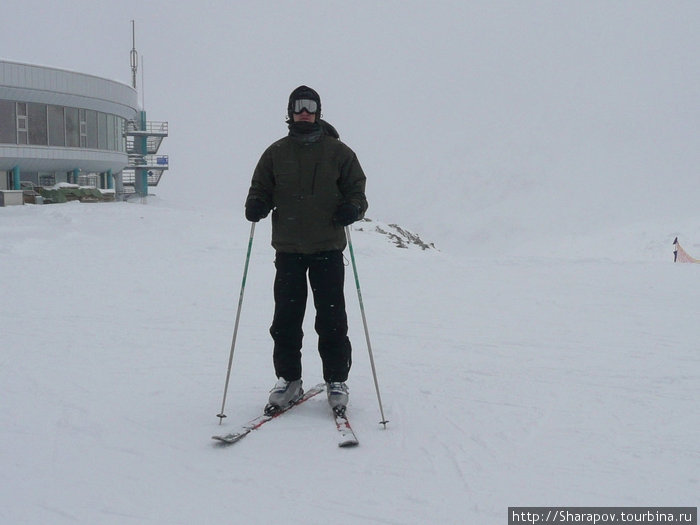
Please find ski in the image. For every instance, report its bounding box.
[333,407,359,447]
[212,383,326,445]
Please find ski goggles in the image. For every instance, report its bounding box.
[292,99,318,114]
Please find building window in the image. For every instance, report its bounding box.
[97,112,107,150]
[48,105,65,147]
[119,118,126,152]
[65,106,79,147]
[106,114,115,151]
[28,103,48,145]
[79,109,87,147]
[0,100,15,143]
[17,102,28,144]
[39,173,56,186]
[86,109,97,149]
[1,99,127,152]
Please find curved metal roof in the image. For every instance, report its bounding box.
[0,60,138,119]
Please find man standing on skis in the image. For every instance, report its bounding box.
[245,85,368,415]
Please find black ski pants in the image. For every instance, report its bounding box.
[270,250,351,383]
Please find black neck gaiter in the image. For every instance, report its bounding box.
[288,120,322,143]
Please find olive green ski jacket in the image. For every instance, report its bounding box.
[246,122,368,254]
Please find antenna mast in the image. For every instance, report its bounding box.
[130,20,138,89]
[141,55,146,110]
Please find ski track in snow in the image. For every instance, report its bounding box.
[1,201,698,524]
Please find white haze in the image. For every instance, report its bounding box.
[3,1,698,255]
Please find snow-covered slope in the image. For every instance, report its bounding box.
[1,200,697,524]
[2,2,698,522]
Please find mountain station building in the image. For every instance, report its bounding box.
[0,59,167,205]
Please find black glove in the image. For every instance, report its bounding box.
[333,203,360,226]
[245,199,270,222]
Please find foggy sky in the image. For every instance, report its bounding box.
[3,0,699,253]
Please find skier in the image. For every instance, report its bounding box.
[245,86,368,415]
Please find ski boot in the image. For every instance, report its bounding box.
[264,378,303,415]
[326,382,349,416]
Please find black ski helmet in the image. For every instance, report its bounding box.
[287,85,321,120]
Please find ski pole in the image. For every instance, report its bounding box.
[217,222,256,424]
[345,226,389,428]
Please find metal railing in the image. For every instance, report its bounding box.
[121,167,166,186]
[121,119,169,188]
[124,120,168,135]
[127,154,168,168]
[126,135,166,155]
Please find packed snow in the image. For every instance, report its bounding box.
[1,197,698,524]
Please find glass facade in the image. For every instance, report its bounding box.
[0,99,126,152]
[28,102,47,145]
[65,106,79,147]
[48,105,65,146]
[0,100,15,143]
[17,103,28,144]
